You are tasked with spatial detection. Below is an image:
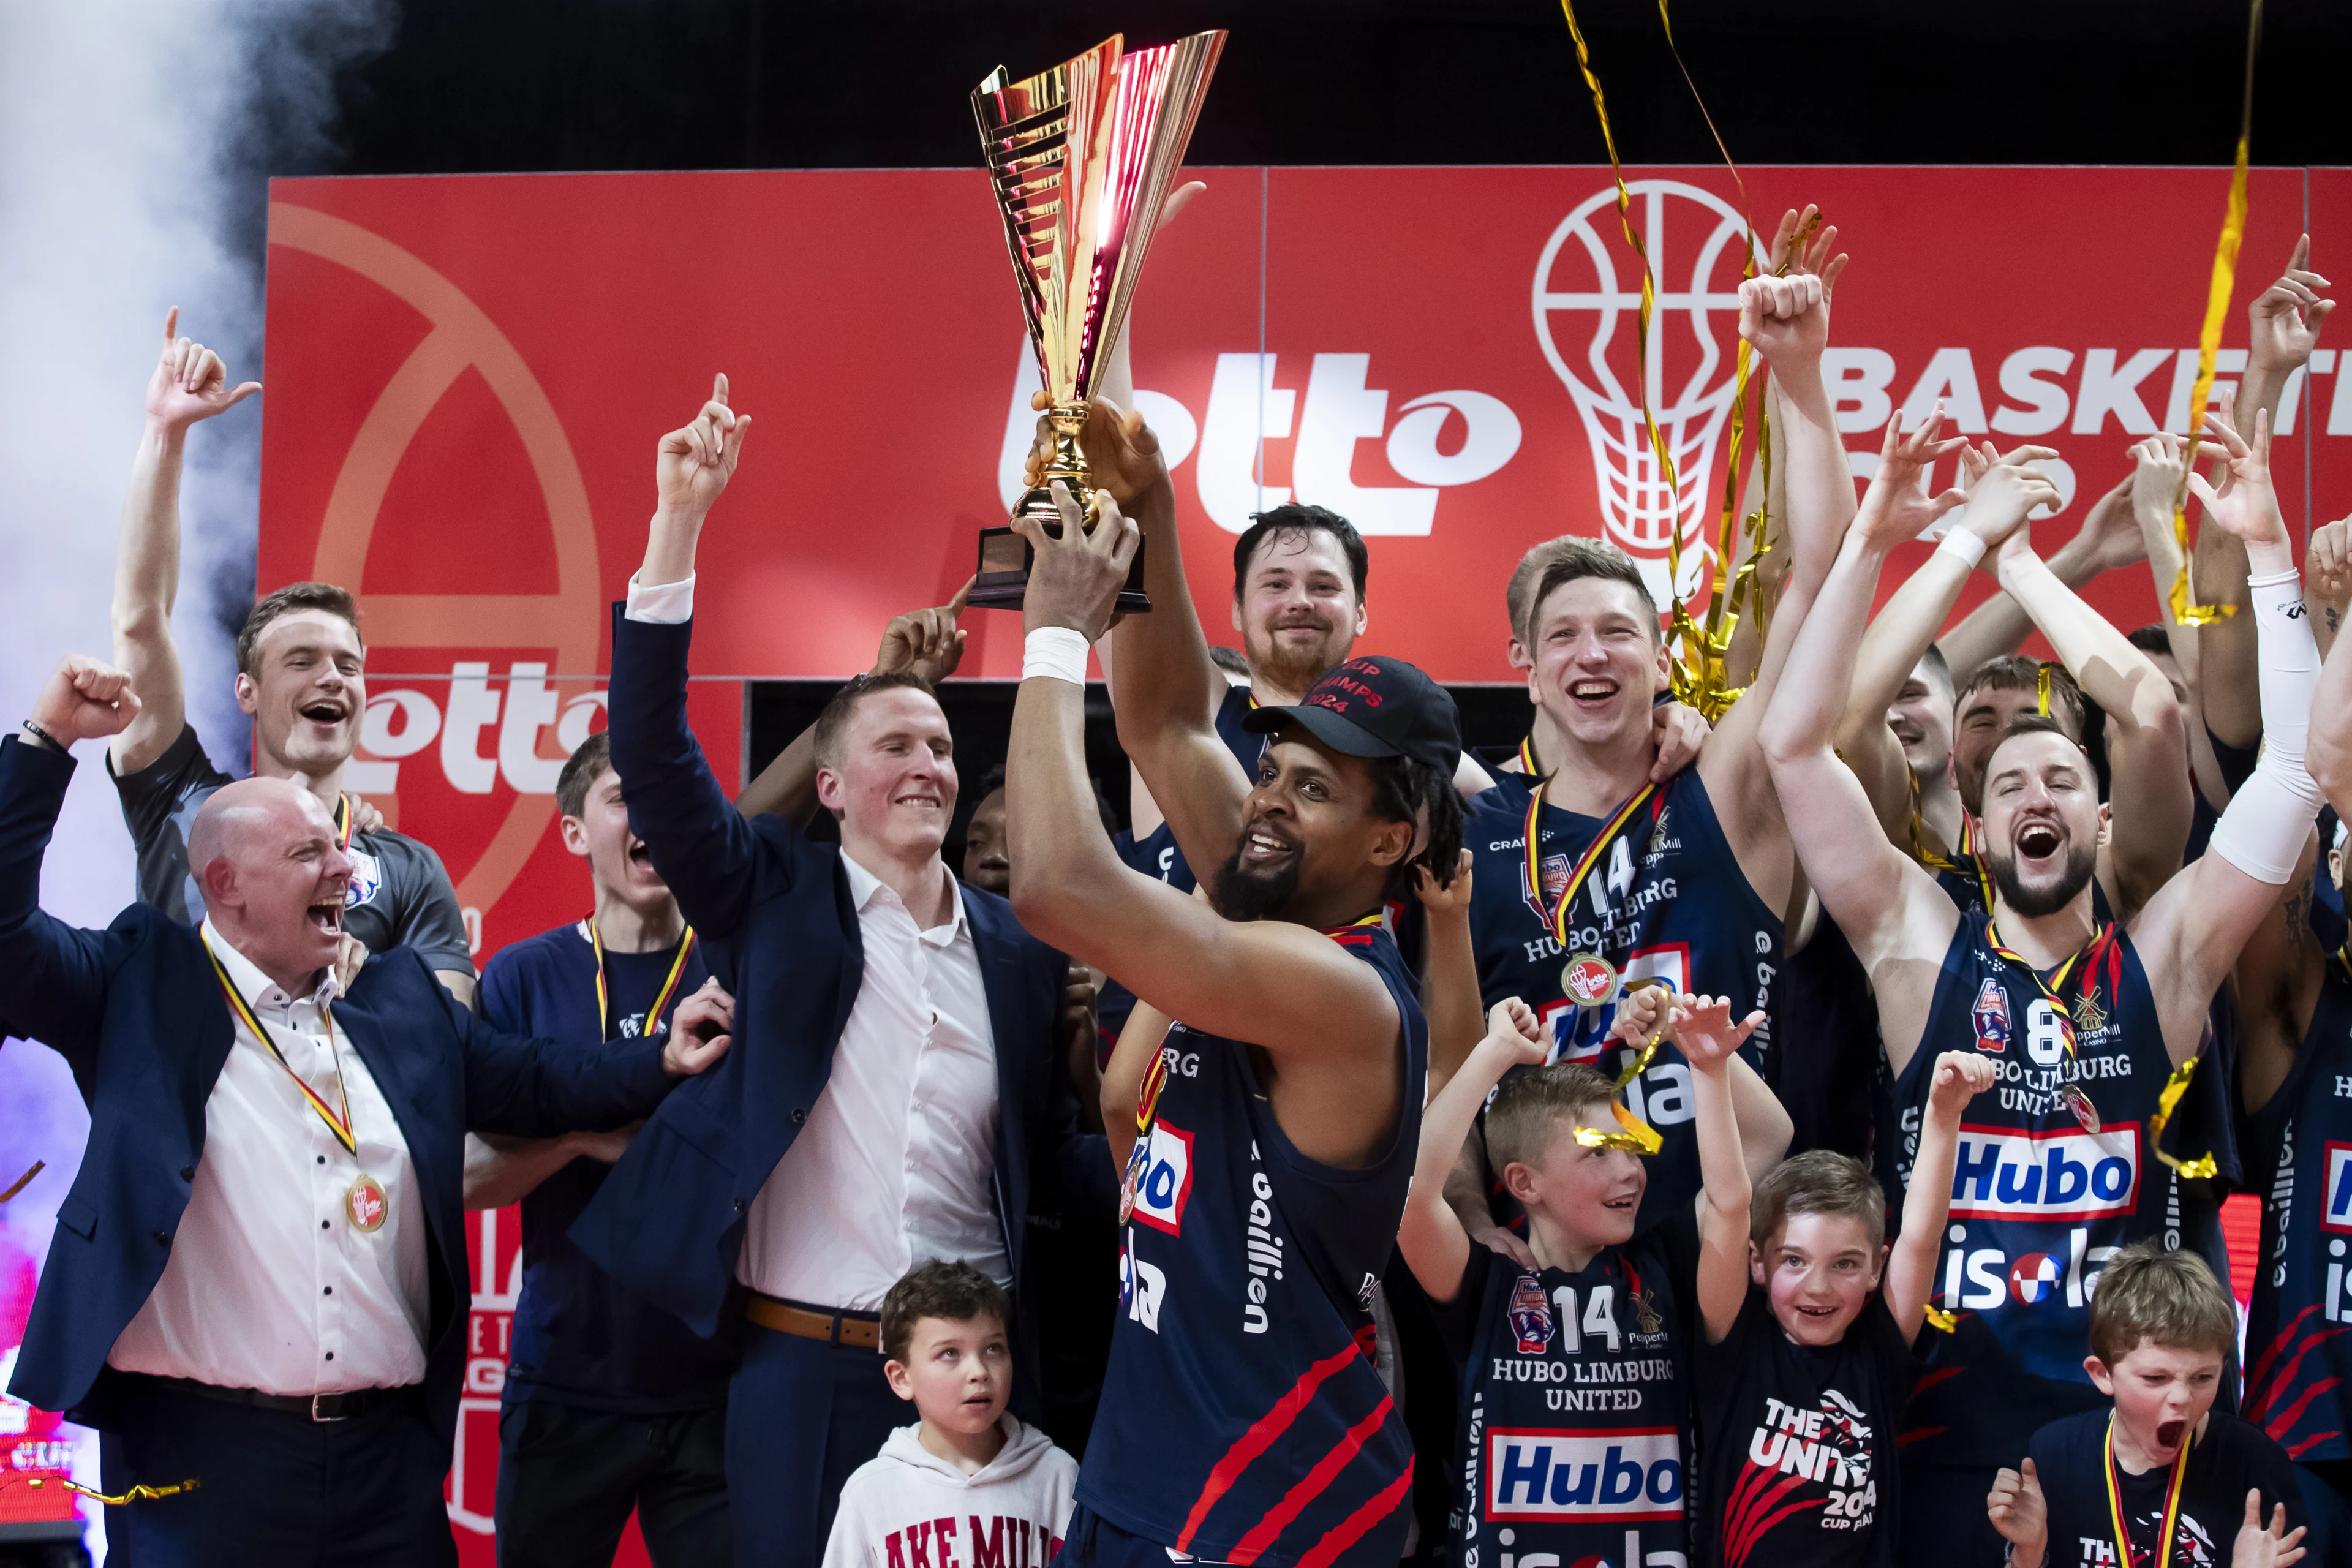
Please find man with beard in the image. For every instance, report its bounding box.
[1760,404,2325,1568]
[1004,383,1461,1562]
[105,311,475,1002]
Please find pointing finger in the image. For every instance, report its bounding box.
[712,372,729,408]
[945,574,974,620]
[163,306,178,344]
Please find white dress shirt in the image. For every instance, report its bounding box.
[108,922,429,1394]
[737,855,1009,1309]
[624,571,1011,1310]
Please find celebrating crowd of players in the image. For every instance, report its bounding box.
[6,206,2352,1568]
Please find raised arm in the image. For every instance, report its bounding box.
[2135,410,2325,1063]
[1076,399,1253,881]
[1885,1050,1996,1341]
[734,582,971,823]
[1938,465,2146,680]
[2305,517,2351,664]
[1005,486,1400,1163]
[1679,995,1768,1344]
[1415,851,1484,1094]
[1989,521,2194,917]
[110,311,260,776]
[1759,417,1970,1076]
[456,978,729,1140]
[1831,445,2048,845]
[2204,242,2333,748]
[610,379,772,937]
[0,660,147,1071]
[1400,998,1548,1305]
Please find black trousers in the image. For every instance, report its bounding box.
[96,1374,456,1568]
[494,1397,730,1567]
[723,1321,903,1568]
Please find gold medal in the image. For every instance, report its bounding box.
[1561,952,1619,1009]
[344,1173,388,1234]
[2061,1084,2103,1137]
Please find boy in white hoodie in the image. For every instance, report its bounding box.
[823,1261,1078,1568]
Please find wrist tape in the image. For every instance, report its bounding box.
[1022,627,1091,686]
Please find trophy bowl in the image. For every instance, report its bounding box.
[968,28,1226,614]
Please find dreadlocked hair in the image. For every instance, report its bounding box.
[1367,751,1464,904]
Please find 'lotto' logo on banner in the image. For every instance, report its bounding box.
[1487,1428,1683,1522]
[1948,1123,2141,1223]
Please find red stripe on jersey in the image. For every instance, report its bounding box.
[1176,1344,1362,1553]
[1327,930,1376,948]
[1296,1461,1415,1568]
[1227,1395,1396,1564]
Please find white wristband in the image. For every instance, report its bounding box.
[1022,627,1091,686]
[1936,529,1987,568]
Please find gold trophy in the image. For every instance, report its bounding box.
[969,29,1226,612]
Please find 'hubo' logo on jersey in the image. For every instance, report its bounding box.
[1948,1123,2141,1223]
[1487,1427,1683,1522]
[1972,981,2011,1054]
[345,847,384,910]
[2322,1142,2352,1235]
[1129,1123,1194,1237]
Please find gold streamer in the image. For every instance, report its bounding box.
[1921,1303,1959,1334]
[1559,0,1777,719]
[2147,1058,2220,1180]
[0,1161,42,1202]
[2168,0,2263,628]
[15,1474,200,1506]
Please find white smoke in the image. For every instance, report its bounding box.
[0,1,390,1550]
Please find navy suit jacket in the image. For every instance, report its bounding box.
[573,608,1112,1361]
[0,736,676,1457]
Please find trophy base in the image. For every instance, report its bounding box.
[969,524,1152,615]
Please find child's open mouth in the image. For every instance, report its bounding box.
[2156,1419,2185,1450]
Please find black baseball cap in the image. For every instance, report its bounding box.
[1243,655,1461,778]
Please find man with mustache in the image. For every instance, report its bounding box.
[0,655,727,1567]
[1761,402,2324,1568]
[1008,372,1462,1562]
[105,310,476,1003]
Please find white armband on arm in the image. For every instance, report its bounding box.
[2206,567,2324,883]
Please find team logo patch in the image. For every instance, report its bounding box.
[1509,1273,1555,1354]
[1526,851,1571,921]
[1487,1427,1683,1521]
[1971,980,2011,1054]
[2323,1143,2352,1234]
[2008,1252,2062,1304]
[345,848,383,910]
[1630,1287,1664,1338]
[2070,990,2109,1033]
[1947,1122,2141,1223]
[1128,1121,1194,1236]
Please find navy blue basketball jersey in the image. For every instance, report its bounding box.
[1892,912,2205,1467]
[1443,1219,1698,1568]
[1465,765,1783,1233]
[2244,951,2352,1464]
[1077,921,1427,1566]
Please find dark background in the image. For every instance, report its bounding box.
[294,0,2347,848]
[327,0,2351,176]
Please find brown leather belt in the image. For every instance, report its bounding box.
[745,1294,881,1351]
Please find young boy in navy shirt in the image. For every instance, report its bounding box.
[1989,1245,2308,1568]
[1402,987,1788,1568]
[1686,1034,1994,1568]
[475,731,739,1566]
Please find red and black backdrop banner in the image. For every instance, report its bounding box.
[251,164,2351,1559]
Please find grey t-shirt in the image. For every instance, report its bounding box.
[111,722,475,976]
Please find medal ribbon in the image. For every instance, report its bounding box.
[1957,815,1996,915]
[587,919,699,1043]
[1521,777,1659,949]
[333,792,356,851]
[2103,1411,2193,1568]
[2035,663,2054,717]
[204,937,356,1157]
[1908,769,1960,875]
[1516,735,1540,777]
[2168,0,2262,630]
